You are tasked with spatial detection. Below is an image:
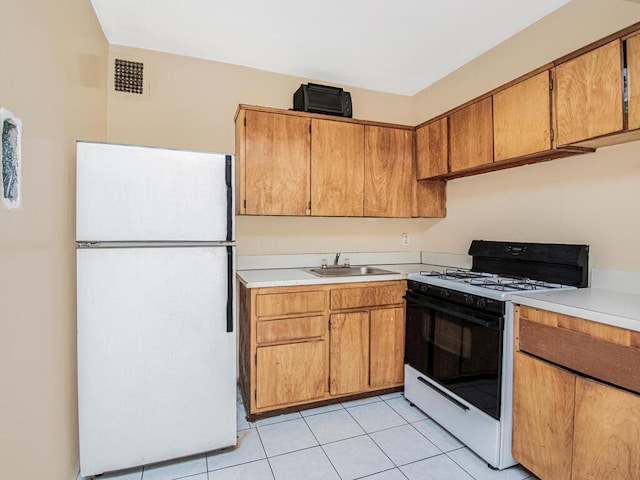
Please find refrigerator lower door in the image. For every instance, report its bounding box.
[77,246,236,476]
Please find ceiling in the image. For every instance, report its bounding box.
[91,0,571,96]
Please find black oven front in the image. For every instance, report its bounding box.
[404,286,505,420]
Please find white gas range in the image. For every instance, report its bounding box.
[404,241,589,469]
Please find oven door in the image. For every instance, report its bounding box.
[404,290,504,420]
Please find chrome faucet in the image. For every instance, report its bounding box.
[333,252,341,266]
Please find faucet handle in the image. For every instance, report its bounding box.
[344,258,350,267]
[321,258,327,269]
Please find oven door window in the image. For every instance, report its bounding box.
[405,294,503,420]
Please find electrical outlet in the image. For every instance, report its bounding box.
[402,233,410,246]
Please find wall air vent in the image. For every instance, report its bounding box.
[114,59,144,94]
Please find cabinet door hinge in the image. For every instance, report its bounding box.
[244,199,247,209]
[309,124,312,134]
[328,319,332,330]
[550,128,555,141]
[244,117,247,127]
[549,78,554,90]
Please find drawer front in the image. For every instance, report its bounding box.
[256,316,326,344]
[330,283,405,310]
[256,290,325,317]
[519,308,640,394]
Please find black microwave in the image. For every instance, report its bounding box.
[293,83,352,118]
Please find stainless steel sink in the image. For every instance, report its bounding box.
[307,266,395,277]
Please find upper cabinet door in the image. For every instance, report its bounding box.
[627,33,640,131]
[364,126,413,217]
[311,119,365,217]
[555,40,624,146]
[244,110,311,215]
[449,97,494,173]
[416,118,448,179]
[493,71,552,161]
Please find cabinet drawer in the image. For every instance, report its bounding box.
[256,290,325,317]
[519,306,640,394]
[256,316,326,344]
[330,283,405,310]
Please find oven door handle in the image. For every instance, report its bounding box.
[416,376,470,412]
[403,292,502,328]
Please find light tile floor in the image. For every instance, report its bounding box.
[79,391,540,480]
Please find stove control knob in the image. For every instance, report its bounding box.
[439,289,451,298]
[464,295,474,305]
[476,298,487,309]
[408,281,417,291]
[420,284,429,293]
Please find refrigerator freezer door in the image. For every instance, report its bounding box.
[76,142,233,242]
[77,246,236,476]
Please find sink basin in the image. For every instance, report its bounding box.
[307,266,395,277]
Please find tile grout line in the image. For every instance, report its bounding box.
[299,412,344,480]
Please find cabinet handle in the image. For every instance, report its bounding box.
[416,376,470,412]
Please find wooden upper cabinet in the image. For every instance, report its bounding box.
[572,377,640,480]
[242,110,311,215]
[555,40,624,146]
[449,97,494,172]
[364,126,413,217]
[627,33,640,131]
[311,119,365,217]
[513,352,575,480]
[415,118,448,179]
[493,71,552,161]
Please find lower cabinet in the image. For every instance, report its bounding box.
[513,352,575,480]
[256,341,326,409]
[329,311,369,396]
[513,305,640,480]
[239,280,406,417]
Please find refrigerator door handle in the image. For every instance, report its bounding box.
[225,155,233,242]
[226,246,233,333]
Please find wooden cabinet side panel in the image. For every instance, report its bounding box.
[513,352,575,480]
[256,341,326,409]
[493,71,551,161]
[245,110,310,215]
[413,180,446,218]
[627,33,640,131]
[449,97,494,172]
[329,312,370,395]
[573,377,640,480]
[416,118,448,179]
[311,119,365,217]
[556,40,624,145]
[330,283,406,310]
[364,126,413,217]
[235,109,247,215]
[238,284,253,412]
[256,290,326,317]
[369,307,405,388]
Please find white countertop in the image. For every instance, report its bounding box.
[237,263,433,288]
[512,288,640,332]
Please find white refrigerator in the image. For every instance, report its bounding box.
[76,141,237,477]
